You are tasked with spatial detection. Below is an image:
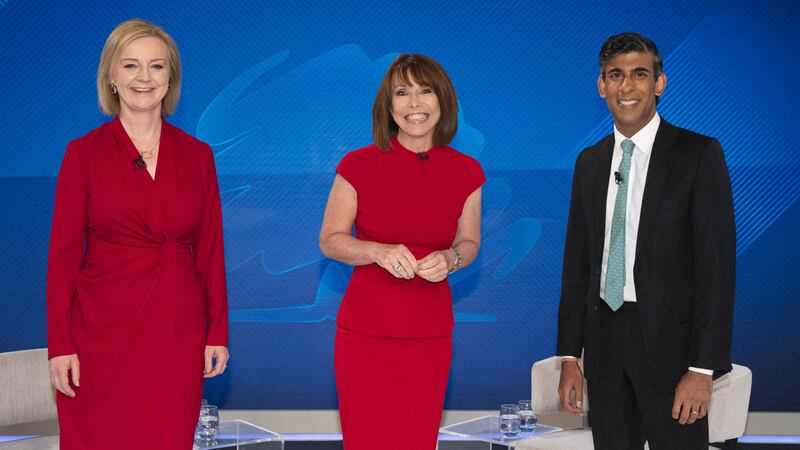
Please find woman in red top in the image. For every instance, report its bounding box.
[46,19,229,450]
[320,54,484,450]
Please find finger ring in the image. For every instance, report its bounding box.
[393,263,402,272]
[690,410,699,416]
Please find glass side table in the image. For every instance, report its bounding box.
[193,419,283,450]
[439,415,561,449]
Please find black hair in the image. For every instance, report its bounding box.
[599,32,663,80]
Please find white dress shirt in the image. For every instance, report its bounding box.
[563,112,712,376]
[599,113,660,303]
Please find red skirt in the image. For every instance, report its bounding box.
[335,325,452,450]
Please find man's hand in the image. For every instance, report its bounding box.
[558,359,585,416]
[672,370,712,424]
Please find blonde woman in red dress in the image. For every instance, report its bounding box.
[47,19,229,450]
[320,54,484,450]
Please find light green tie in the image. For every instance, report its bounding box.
[604,139,635,311]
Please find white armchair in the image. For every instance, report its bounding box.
[518,356,593,449]
[0,348,60,449]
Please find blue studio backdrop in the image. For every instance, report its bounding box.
[1,0,799,411]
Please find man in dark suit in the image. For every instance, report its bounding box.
[556,32,736,449]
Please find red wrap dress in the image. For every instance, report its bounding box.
[334,136,485,450]
[46,118,228,450]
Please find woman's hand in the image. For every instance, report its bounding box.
[49,354,80,397]
[374,244,417,280]
[204,345,229,378]
[415,250,452,282]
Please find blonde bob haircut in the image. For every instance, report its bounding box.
[97,19,181,116]
[373,54,458,151]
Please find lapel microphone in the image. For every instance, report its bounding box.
[614,171,623,185]
[134,155,147,169]
[417,152,429,161]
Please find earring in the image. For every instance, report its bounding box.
[110,83,117,95]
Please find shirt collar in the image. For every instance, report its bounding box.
[613,112,660,155]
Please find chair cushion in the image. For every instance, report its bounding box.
[0,349,57,427]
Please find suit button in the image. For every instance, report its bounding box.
[595,268,600,275]
[593,305,598,311]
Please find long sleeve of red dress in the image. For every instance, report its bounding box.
[46,142,88,359]
[193,144,228,346]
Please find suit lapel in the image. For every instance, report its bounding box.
[591,136,614,257]
[635,120,678,261]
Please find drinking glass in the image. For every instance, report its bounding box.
[195,399,210,436]
[499,404,521,437]
[518,399,537,431]
[197,404,219,441]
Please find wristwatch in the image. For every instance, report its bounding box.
[448,247,463,274]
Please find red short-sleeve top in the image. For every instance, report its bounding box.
[335,136,485,337]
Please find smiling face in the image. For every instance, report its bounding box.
[390,76,441,151]
[111,36,170,117]
[598,51,666,137]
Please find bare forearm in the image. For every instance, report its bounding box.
[320,232,384,266]
[449,239,480,271]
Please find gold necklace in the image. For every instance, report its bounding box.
[137,135,160,160]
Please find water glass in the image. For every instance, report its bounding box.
[195,399,210,436]
[499,404,521,437]
[197,404,219,441]
[518,399,537,431]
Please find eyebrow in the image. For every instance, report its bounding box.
[393,83,432,89]
[119,58,167,62]
[607,66,651,73]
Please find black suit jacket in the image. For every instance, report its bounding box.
[556,119,736,393]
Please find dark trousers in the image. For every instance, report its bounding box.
[587,301,708,450]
